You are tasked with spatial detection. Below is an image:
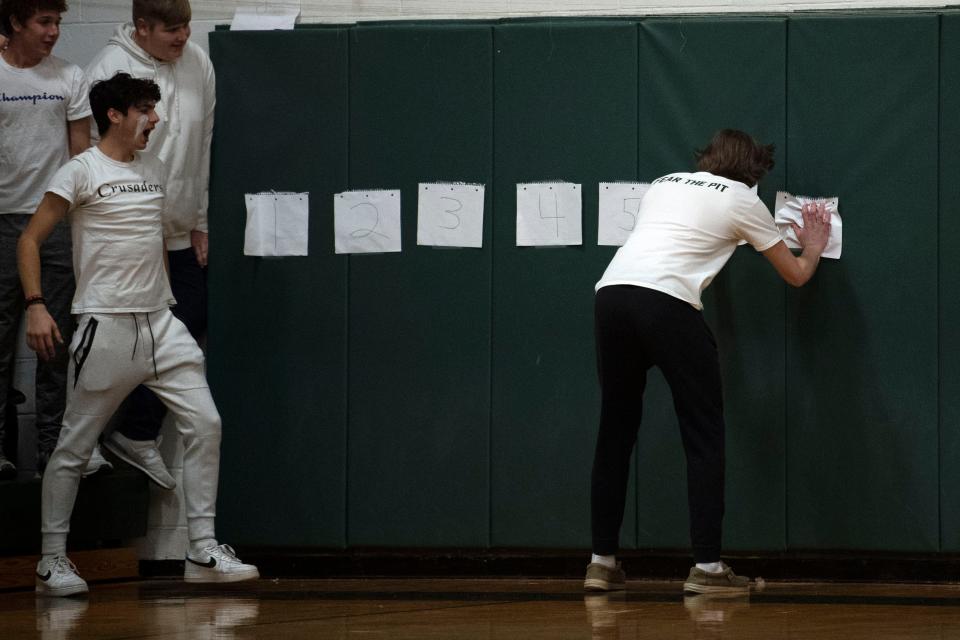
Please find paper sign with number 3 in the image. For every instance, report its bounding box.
[417,183,485,248]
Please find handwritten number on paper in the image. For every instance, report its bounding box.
[350,202,390,240]
[539,190,564,237]
[620,197,642,232]
[439,196,462,230]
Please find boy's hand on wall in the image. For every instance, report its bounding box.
[792,201,831,255]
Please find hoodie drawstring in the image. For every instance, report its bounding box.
[146,312,159,381]
[130,312,160,380]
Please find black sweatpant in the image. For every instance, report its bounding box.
[591,285,725,564]
[0,215,75,456]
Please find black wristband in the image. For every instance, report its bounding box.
[25,295,46,308]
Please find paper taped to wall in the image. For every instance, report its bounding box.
[334,190,402,254]
[516,182,582,246]
[597,182,651,246]
[417,183,485,248]
[244,191,309,257]
[231,8,299,31]
[774,191,843,259]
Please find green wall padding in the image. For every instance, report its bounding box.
[206,13,957,553]
[346,25,493,546]
[208,29,350,546]
[490,22,637,547]
[940,14,960,552]
[785,15,939,551]
[635,18,789,551]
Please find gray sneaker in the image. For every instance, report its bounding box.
[0,451,15,480]
[584,562,626,592]
[103,432,175,490]
[683,562,751,595]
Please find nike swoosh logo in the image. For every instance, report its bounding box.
[37,571,51,581]
[187,557,216,568]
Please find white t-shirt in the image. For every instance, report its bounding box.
[0,54,90,215]
[47,146,175,314]
[596,171,783,310]
[85,24,216,249]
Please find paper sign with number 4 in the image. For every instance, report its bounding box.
[516,182,582,246]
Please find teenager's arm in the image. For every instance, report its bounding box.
[67,116,91,156]
[762,202,831,287]
[18,193,70,360]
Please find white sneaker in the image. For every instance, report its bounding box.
[185,544,259,583]
[35,556,89,597]
[81,444,113,478]
[102,432,175,489]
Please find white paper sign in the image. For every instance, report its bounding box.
[417,183,484,248]
[334,190,402,254]
[774,191,843,259]
[231,7,299,30]
[516,182,582,246]
[243,191,308,257]
[598,182,651,246]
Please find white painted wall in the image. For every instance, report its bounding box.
[51,0,960,66]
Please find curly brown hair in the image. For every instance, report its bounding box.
[695,129,775,187]
[1,0,67,36]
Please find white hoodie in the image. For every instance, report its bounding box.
[84,23,215,250]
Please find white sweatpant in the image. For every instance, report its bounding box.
[41,308,221,556]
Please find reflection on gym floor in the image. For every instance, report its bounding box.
[8,578,960,639]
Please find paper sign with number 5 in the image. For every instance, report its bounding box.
[598,182,651,246]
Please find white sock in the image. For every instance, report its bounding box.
[190,538,217,553]
[591,554,617,569]
[696,561,723,573]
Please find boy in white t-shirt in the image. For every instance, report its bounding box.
[85,0,217,490]
[584,130,831,595]
[17,72,258,597]
[0,0,112,479]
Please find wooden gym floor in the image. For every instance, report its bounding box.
[6,577,960,639]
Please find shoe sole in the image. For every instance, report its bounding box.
[683,582,750,595]
[102,440,175,490]
[35,581,89,597]
[184,568,260,584]
[584,578,626,592]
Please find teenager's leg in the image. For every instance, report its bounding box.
[657,310,725,565]
[142,310,220,544]
[41,402,121,555]
[0,215,27,458]
[167,247,208,340]
[114,249,206,442]
[41,315,143,555]
[591,286,651,556]
[34,220,76,456]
